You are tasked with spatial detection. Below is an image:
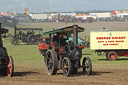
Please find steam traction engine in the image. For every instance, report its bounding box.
[38,25,92,77]
[0,23,14,77]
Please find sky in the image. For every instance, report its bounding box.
[0,0,128,13]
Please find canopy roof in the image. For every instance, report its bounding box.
[43,25,84,36]
[16,28,43,31]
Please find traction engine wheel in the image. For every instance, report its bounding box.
[82,57,92,76]
[27,34,38,45]
[7,56,14,77]
[45,50,58,75]
[62,57,71,77]
[11,38,19,45]
[107,51,117,60]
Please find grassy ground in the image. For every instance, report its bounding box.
[3,38,43,68]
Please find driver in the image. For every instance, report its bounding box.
[60,34,68,46]
[52,32,60,46]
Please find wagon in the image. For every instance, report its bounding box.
[11,27,43,45]
[38,25,92,77]
[90,30,128,60]
[0,23,14,77]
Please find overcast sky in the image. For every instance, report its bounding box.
[0,0,128,13]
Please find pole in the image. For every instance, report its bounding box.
[85,35,86,41]
[0,23,3,47]
[14,26,17,38]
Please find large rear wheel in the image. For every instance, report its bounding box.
[7,56,14,77]
[62,57,71,77]
[82,57,92,76]
[45,50,58,75]
[27,34,39,45]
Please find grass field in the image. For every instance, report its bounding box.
[1,22,128,85]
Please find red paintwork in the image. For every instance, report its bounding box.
[38,38,53,50]
[7,57,11,77]
[109,53,116,60]
[38,43,48,50]
[116,51,128,57]
[78,43,85,49]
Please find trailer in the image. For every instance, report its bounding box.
[90,30,128,60]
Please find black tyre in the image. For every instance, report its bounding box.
[105,52,109,60]
[45,50,58,75]
[7,56,14,77]
[62,57,71,77]
[11,38,19,45]
[27,34,39,45]
[82,57,92,76]
[107,51,117,60]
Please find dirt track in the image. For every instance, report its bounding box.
[0,64,128,85]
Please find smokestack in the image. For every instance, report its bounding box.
[73,25,78,45]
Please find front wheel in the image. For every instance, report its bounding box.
[82,57,92,76]
[62,57,71,77]
[7,56,14,77]
[45,50,58,75]
[11,38,19,45]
